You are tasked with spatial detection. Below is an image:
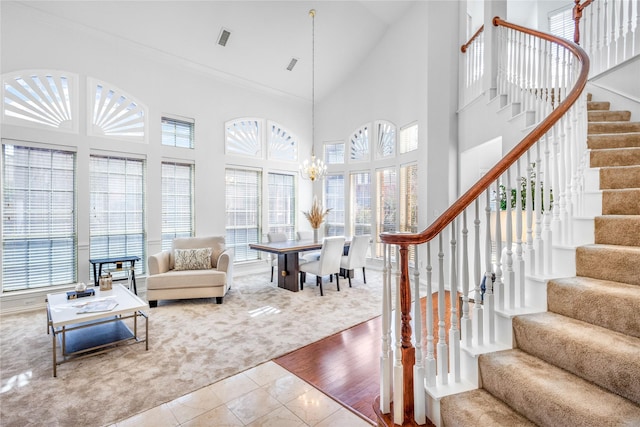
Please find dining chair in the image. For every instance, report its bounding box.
[267,232,288,282]
[340,234,370,287]
[297,230,321,262]
[299,236,345,296]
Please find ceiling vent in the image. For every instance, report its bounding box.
[286,58,298,71]
[217,28,231,47]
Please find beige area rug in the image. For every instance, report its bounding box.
[0,272,384,427]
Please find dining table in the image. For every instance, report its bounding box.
[249,238,350,292]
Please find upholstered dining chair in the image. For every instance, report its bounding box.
[299,236,345,296]
[267,232,288,282]
[297,230,321,262]
[340,234,370,287]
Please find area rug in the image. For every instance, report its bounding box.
[0,272,384,427]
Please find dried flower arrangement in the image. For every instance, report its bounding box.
[303,196,331,229]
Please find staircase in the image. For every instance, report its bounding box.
[438,95,640,426]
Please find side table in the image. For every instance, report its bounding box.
[89,256,140,294]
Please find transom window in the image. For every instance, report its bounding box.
[349,125,370,162]
[2,143,77,291]
[162,116,194,148]
[324,142,345,164]
[268,122,298,161]
[375,121,396,158]
[400,123,418,154]
[225,119,262,157]
[88,79,147,142]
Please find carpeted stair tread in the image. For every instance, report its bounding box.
[588,110,631,122]
[595,215,640,246]
[587,101,610,110]
[590,147,640,167]
[548,276,640,338]
[479,349,640,427]
[588,121,640,134]
[600,165,640,189]
[587,133,640,149]
[513,312,640,404]
[440,389,536,427]
[576,244,640,285]
[602,188,640,214]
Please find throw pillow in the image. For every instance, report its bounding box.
[174,248,212,271]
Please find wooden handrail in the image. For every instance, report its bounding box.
[461,25,484,53]
[381,17,590,248]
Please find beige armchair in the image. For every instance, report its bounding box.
[146,236,233,307]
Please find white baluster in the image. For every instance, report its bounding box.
[505,168,515,310]
[515,159,525,308]
[449,221,461,383]
[635,0,640,59]
[526,151,535,274]
[617,0,625,62]
[425,242,436,387]
[412,244,425,425]
[534,143,544,275]
[380,243,392,413]
[437,234,448,384]
[494,180,504,311]
[543,133,553,275]
[461,210,472,347]
[473,200,484,347]
[393,246,403,425]
[484,190,495,344]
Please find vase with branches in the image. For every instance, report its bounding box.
[303,196,331,242]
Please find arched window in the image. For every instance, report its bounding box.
[268,121,298,161]
[375,120,396,158]
[225,118,262,157]
[349,124,370,162]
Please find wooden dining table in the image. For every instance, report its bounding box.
[249,239,350,292]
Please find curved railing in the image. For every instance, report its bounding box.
[377,16,590,426]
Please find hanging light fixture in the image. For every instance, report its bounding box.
[299,8,327,182]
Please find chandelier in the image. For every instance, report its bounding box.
[299,9,327,182]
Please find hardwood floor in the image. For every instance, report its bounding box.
[274,292,458,425]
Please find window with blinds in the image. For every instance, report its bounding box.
[400,123,418,154]
[161,116,194,148]
[376,168,397,257]
[350,172,372,236]
[400,163,418,265]
[548,5,574,40]
[225,168,261,262]
[2,144,76,291]
[161,162,194,250]
[324,175,345,236]
[324,142,345,164]
[89,155,146,276]
[268,173,296,239]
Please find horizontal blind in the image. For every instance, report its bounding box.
[268,173,295,240]
[548,6,573,40]
[376,167,397,257]
[90,155,146,277]
[350,171,372,236]
[400,123,418,154]
[225,168,261,262]
[162,162,194,250]
[2,144,76,291]
[161,116,194,148]
[400,163,418,264]
[324,174,345,236]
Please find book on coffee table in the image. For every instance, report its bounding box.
[75,299,119,314]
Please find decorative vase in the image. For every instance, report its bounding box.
[313,228,319,243]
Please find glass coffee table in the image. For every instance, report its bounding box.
[46,284,148,377]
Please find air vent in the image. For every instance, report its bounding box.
[286,58,298,71]
[218,28,231,47]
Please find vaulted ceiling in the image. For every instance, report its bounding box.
[19,1,417,101]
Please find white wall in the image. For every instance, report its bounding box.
[0,2,310,283]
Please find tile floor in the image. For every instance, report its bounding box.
[111,361,374,427]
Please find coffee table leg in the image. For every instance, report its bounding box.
[52,328,57,377]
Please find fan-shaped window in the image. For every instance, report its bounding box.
[268,121,297,161]
[350,124,370,162]
[2,71,78,132]
[376,121,396,158]
[89,79,147,142]
[225,119,262,157]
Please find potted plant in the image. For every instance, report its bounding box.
[303,196,331,242]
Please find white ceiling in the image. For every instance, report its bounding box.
[21,1,417,101]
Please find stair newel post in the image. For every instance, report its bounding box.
[449,220,461,383]
[398,244,415,424]
[425,242,436,387]
[437,233,449,383]
[505,168,515,310]
[412,244,426,425]
[380,243,392,413]
[526,151,536,274]
[393,246,404,425]
[543,133,554,275]
[461,209,473,347]
[534,142,544,275]
[494,179,504,312]
[473,200,484,347]
[484,189,496,344]
[515,159,525,308]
